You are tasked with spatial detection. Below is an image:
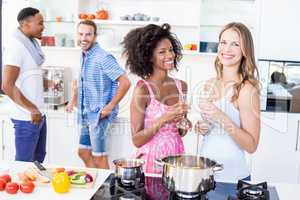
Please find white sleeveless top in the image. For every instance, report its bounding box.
[200,91,250,182]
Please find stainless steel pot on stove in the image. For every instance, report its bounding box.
[155,155,223,196]
[113,158,145,185]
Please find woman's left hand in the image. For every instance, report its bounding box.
[199,101,226,124]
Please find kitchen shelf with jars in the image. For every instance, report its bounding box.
[29,0,257,56]
[76,0,202,53]
[28,0,77,49]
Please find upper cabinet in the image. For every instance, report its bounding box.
[258,0,300,62]
[199,0,258,54]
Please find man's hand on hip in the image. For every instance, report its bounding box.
[100,103,114,119]
[31,109,42,124]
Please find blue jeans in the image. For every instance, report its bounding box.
[11,116,47,162]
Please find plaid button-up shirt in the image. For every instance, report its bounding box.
[78,43,125,127]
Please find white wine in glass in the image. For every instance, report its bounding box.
[176,93,190,130]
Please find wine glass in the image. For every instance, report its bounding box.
[176,93,190,130]
[196,87,214,134]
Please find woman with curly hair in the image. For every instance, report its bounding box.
[122,23,191,173]
[195,22,261,182]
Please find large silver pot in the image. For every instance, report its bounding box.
[155,155,223,196]
[113,158,145,185]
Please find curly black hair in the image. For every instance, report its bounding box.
[121,23,183,78]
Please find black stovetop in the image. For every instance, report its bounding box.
[90,174,280,200]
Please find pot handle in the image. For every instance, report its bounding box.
[154,158,164,166]
[212,164,223,172]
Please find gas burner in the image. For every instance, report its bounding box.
[236,180,270,200]
[112,173,145,189]
[169,191,208,200]
[166,179,215,200]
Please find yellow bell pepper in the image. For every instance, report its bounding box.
[51,172,70,193]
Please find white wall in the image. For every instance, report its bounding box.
[42,49,217,119]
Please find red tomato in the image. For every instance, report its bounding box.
[0,174,12,183]
[5,182,19,194]
[20,181,35,193]
[0,179,6,191]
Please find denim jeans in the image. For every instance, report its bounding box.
[11,116,47,162]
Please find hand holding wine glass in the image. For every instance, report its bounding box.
[194,87,214,135]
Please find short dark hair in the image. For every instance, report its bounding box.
[17,7,40,22]
[121,23,182,78]
[77,20,97,35]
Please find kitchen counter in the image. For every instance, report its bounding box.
[0,160,300,200]
[0,160,112,200]
[0,95,130,119]
[0,95,70,117]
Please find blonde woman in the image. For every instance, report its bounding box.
[195,22,260,182]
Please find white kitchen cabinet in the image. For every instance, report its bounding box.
[47,113,83,167]
[0,119,5,160]
[0,114,52,163]
[252,112,300,184]
[200,0,258,42]
[2,118,16,161]
[258,0,300,61]
[289,113,300,183]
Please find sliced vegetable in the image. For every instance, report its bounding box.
[85,173,93,183]
[66,170,76,176]
[70,173,86,185]
[17,172,30,182]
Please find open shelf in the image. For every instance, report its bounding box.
[41,46,81,51]
[76,19,199,28]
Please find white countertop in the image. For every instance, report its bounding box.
[0,160,300,200]
[0,160,113,200]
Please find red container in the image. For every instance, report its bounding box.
[47,36,55,46]
[41,36,48,46]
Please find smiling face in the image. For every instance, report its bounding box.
[77,24,97,52]
[217,28,243,69]
[151,38,175,71]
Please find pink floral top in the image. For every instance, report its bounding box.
[136,79,185,174]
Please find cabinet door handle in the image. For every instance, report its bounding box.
[296,120,300,151]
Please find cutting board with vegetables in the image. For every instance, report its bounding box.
[65,168,98,188]
[19,166,98,188]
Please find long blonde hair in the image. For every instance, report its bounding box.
[215,22,260,102]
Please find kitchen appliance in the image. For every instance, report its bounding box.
[91,174,280,200]
[258,59,300,112]
[42,66,72,109]
[113,158,145,186]
[155,155,223,198]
